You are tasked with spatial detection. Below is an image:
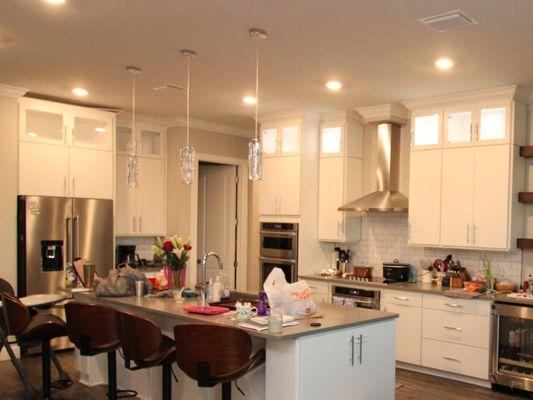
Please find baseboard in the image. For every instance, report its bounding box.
[397,362,491,388]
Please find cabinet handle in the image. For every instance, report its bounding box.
[410,130,414,146]
[466,224,470,244]
[443,356,462,363]
[63,176,67,196]
[274,199,277,214]
[469,123,473,142]
[472,225,476,244]
[359,333,363,364]
[139,217,142,232]
[393,296,409,301]
[444,326,463,332]
[132,217,136,233]
[72,177,76,197]
[350,335,355,366]
[445,303,463,308]
[475,124,480,141]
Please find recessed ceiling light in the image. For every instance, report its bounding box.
[27,132,38,137]
[46,0,66,4]
[242,96,257,105]
[94,127,106,133]
[72,87,88,96]
[435,58,454,70]
[326,81,342,91]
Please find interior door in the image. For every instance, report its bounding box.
[69,147,113,199]
[72,198,114,278]
[408,150,442,245]
[258,157,279,215]
[137,157,165,235]
[440,147,474,247]
[277,156,300,215]
[473,145,511,249]
[197,164,237,288]
[318,156,344,241]
[115,155,137,234]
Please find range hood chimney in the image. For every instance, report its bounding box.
[339,122,408,212]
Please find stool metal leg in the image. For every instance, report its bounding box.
[222,382,232,400]
[0,329,38,397]
[107,351,118,400]
[42,340,52,400]
[162,363,172,400]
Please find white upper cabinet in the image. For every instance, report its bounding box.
[444,107,473,145]
[261,122,300,156]
[20,100,66,145]
[321,126,343,155]
[140,129,163,157]
[478,104,508,143]
[411,111,441,149]
[280,125,299,154]
[71,109,114,151]
[259,156,300,216]
[69,147,114,199]
[262,128,278,155]
[116,121,166,159]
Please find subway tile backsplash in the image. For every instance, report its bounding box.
[115,236,157,260]
[349,213,523,284]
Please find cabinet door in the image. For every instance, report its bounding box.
[412,111,441,149]
[139,129,163,158]
[277,156,300,215]
[318,157,344,241]
[477,104,509,144]
[261,128,278,156]
[321,125,343,156]
[384,302,421,365]
[20,100,66,145]
[473,145,510,249]
[440,148,474,247]
[299,328,354,400]
[69,148,113,199]
[353,321,396,400]
[19,142,68,197]
[116,126,133,154]
[258,157,279,215]
[137,158,166,235]
[280,125,300,155]
[444,107,473,146]
[71,109,114,151]
[115,155,137,234]
[408,150,441,245]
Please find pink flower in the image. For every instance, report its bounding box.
[172,248,183,257]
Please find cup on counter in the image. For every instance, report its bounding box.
[235,302,258,322]
[134,280,145,297]
[268,309,283,334]
[83,263,96,288]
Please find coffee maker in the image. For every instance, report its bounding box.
[116,245,140,267]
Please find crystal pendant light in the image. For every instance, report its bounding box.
[248,28,267,181]
[180,49,197,185]
[126,66,141,188]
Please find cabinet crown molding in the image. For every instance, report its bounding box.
[403,85,523,111]
[0,83,28,99]
[355,103,409,125]
[321,109,364,124]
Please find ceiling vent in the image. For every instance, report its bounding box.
[152,83,185,93]
[419,10,477,32]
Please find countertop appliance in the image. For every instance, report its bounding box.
[383,260,411,283]
[116,244,148,267]
[491,300,533,393]
[259,222,298,286]
[332,285,380,310]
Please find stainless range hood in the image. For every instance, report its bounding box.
[339,122,408,212]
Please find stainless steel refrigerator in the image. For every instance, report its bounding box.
[17,195,113,296]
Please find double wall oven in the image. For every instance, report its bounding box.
[259,222,298,286]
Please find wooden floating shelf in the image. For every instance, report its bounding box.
[520,146,533,158]
[519,192,533,203]
[517,239,533,249]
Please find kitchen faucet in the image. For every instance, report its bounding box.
[199,251,224,306]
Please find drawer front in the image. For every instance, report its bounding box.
[307,281,330,295]
[311,293,330,304]
[383,290,422,307]
[421,339,489,380]
[422,309,490,348]
[423,294,491,316]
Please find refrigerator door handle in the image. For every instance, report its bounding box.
[66,216,73,265]
[73,215,80,260]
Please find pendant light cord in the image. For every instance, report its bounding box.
[186,54,191,147]
[254,46,259,140]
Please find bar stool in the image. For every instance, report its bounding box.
[65,302,136,400]
[174,324,266,400]
[1,292,69,400]
[118,310,176,400]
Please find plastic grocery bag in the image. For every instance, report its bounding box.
[263,267,317,317]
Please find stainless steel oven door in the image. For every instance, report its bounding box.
[259,230,298,259]
[491,302,533,392]
[259,256,297,286]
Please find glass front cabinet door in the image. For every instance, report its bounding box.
[20,100,67,145]
[478,105,508,143]
[412,111,441,149]
[444,108,474,146]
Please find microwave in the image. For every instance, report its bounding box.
[259,222,298,260]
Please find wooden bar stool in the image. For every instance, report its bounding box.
[118,310,176,400]
[1,292,70,400]
[65,302,136,400]
[174,324,266,400]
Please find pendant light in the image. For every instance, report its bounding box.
[248,28,267,181]
[180,49,197,185]
[126,66,141,187]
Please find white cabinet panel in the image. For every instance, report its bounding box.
[281,125,299,154]
[258,157,279,215]
[479,106,507,142]
[473,145,510,249]
[318,157,344,240]
[445,109,473,145]
[412,112,441,148]
[115,155,137,234]
[277,156,300,215]
[383,290,423,307]
[423,294,491,316]
[20,99,66,145]
[440,148,474,247]
[408,150,442,245]
[69,148,113,199]
[137,158,165,235]
[321,126,343,155]
[262,128,278,155]
[384,302,421,365]
[72,113,113,151]
[19,142,68,197]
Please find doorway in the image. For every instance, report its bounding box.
[197,162,239,288]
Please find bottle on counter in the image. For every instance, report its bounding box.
[207,278,214,301]
[257,291,268,316]
[212,276,223,302]
[529,275,533,294]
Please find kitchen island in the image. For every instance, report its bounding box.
[73,292,397,400]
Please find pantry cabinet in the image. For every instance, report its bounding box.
[18,98,115,199]
[259,156,301,216]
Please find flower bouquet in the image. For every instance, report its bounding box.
[151,235,192,289]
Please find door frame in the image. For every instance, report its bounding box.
[188,153,248,291]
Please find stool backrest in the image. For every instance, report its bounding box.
[118,310,162,362]
[65,302,121,354]
[1,293,31,335]
[0,278,15,296]
[173,324,252,380]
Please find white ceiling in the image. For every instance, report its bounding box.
[1,0,533,130]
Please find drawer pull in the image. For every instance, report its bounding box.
[393,296,409,301]
[443,356,462,363]
[444,326,463,332]
[445,303,463,308]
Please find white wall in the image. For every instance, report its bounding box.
[0,95,19,290]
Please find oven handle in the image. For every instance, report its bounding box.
[259,256,297,264]
[260,230,297,237]
[490,308,500,379]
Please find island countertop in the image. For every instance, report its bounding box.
[74,291,397,341]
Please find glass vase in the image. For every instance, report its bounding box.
[174,267,187,289]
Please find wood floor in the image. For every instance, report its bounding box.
[0,350,530,399]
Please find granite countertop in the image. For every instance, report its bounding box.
[74,292,398,341]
